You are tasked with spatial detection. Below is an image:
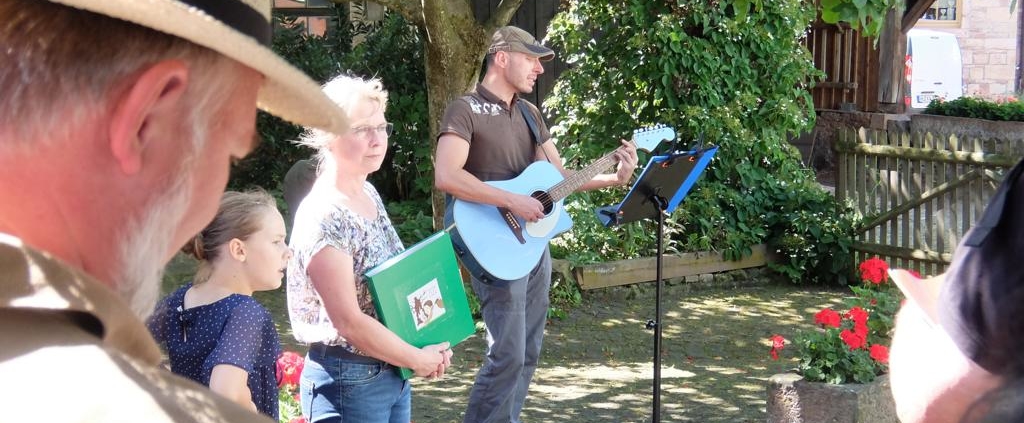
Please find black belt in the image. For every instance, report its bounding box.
[309,342,383,365]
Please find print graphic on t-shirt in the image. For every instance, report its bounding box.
[466,97,502,116]
[407,279,447,330]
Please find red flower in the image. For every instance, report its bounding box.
[276,351,305,388]
[869,344,889,364]
[289,418,307,423]
[769,334,786,360]
[813,308,841,328]
[858,257,889,284]
[908,269,921,279]
[845,306,869,337]
[840,329,866,350]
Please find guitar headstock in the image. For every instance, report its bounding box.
[631,125,676,153]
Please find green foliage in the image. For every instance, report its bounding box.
[924,95,1024,122]
[278,385,301,423]
[546,0,856,285]
[231,8,431,205]
[387,199,435,246]
[817,0,900,38]
[343,15,432,201]
[847,284,899,346]
[232,8,357,191]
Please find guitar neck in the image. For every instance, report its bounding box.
[548,149,621,202]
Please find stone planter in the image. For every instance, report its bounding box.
[908,114,1024,142]
[766,373,897,423]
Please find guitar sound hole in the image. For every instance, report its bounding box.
[532,191,553,214]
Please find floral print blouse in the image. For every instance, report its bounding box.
[286,180,404,353]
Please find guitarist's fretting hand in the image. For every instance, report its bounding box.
[612,139,640,185]
[506,193,545,223]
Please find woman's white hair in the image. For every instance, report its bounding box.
[296,74,388,168]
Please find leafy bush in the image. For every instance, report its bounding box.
[232,8,431,206]
[923,95,1024,122]
[546,0,857,285]
[232,9,357,191]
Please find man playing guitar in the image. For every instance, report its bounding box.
[434,26,637,423]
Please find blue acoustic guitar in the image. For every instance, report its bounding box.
[447,125,676,282]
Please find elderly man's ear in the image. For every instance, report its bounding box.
[107,60,191,175]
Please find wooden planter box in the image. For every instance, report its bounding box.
[566,244,770,290]
[766,373,897,423]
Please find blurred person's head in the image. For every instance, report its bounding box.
[0,0,345,318]
[298,75,390,180]
[183,190,290,294]
[888,160,1024,422]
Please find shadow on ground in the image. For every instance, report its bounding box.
[411,282,848,423]
[163,255,849,422]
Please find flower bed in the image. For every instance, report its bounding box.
[768,257,909,384]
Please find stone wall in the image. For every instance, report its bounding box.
[792,111,908,174]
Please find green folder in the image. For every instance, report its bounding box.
[364,230,476,379]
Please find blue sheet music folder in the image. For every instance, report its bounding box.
[595,146,718,227]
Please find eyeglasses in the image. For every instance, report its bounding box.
[351,123,394,139]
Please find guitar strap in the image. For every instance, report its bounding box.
[517,100,552,163]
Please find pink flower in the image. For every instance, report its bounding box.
[276,351,305,388]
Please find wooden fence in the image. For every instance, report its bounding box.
[806,23,879,112]
[834,127,1024,275]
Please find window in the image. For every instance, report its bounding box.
[918,0,962,27]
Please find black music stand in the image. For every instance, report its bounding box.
[595,145,718,423]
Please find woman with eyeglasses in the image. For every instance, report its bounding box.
[285,74,453,423]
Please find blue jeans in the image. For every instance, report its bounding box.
[300,344,411,423]
[463,250,551,423]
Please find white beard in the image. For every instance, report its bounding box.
[116,169,193,320]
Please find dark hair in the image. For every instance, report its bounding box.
[181,189,278,282]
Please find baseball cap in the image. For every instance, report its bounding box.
[488,26,555,61]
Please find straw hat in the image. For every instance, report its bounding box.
[47,0,348,134]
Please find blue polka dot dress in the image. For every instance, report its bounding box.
[148,283,282,420]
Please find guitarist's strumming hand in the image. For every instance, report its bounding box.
[505,192,545,223]
[612,139,640,185]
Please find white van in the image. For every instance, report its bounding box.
[906,29,964,109]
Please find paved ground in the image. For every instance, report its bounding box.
[164,256,850,422]
[408,281,849,423]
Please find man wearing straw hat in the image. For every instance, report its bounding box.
[0,0,347,421]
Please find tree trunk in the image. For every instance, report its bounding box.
[332,0,525,229]
[421,11,489,230]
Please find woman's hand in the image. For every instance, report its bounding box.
[410,342,452,378]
